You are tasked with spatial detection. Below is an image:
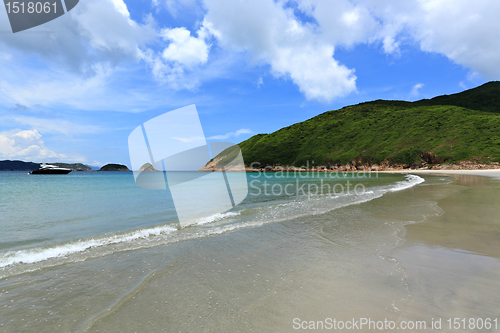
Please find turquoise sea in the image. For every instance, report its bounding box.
[0,171,422,277]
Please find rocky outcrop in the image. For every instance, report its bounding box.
[241,159,500,173]
[138,163,158,172]
[99,164,130,171]
[199,156,245,172]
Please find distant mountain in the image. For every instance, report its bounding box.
[0,160,40,171]
[211,82,500,168]
[99,164,130,171]
[0,161,94,171]
[50,163,93,171]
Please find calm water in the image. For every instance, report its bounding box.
[0,171,420,276]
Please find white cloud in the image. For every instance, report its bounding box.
[163,0,202,18]
[144,27,211,89]
[0,0,156,75]
[354,0,500,79]
[3,0,500,108]
[293,0,381,47]
[411,83,424,97]
[0,130,66,161]
[0,0,165,110]
[207,128,252,140]
[5,116,102,135]
[202,0,357,102]
[0,64,112,109]
[161,27,210,67]
[256,77,263,88]
[171,128,252,143]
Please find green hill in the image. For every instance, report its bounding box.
[99,164,130,171]
[0,160,40,171]
[231,82,500,168]
[50,163,93,171]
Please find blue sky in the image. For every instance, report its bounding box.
[0,0,497,167]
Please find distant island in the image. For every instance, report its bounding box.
[0,161,133,172]
[208,81,500,171]
[51,163,93,171]
[138,163,158,171]
[0,160,41,171]
[99,164,130,171]
[0,160,93,171]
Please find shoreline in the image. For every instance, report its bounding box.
[388,173,500,328]
[381,169,500,179]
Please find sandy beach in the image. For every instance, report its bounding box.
[1,172,499,332]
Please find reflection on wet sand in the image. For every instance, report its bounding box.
[392,175,500,332]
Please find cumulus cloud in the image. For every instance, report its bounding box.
[0,0,162,110]
[202,0,357,102]
[0,0,156,74]
[0,130,66,161]
[354,0,500,78]
[3,0,500,108]
[144,27,211,89]
[161,27,210,67]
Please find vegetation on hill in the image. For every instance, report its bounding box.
[99,164,130,171]
[230,82,500,167]
[51,163,93,171]
[0,160,40,171]
[417,81,500,114]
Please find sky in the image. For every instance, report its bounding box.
[0,0,498,167]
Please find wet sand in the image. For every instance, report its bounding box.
[390,173,500,332]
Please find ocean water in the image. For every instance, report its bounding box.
[0,171,422,277]
[5,170,498,332]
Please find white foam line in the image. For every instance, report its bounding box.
[389,174,425,192]
[0,225,177,268]
[0,210,243,269]
[190,211,241,227]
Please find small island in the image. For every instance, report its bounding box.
[99,164,130,171]
[138,163,158,172]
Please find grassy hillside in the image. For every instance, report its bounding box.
[235,82,500,167]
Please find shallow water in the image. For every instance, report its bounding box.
[0,171,499,332]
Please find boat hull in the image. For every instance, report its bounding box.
[30,169,72,175]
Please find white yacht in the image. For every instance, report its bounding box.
[30,164,72,175]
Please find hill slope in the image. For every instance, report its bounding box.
[0,160,40,171]
[233,82,500,168]
[51,163,93,171]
